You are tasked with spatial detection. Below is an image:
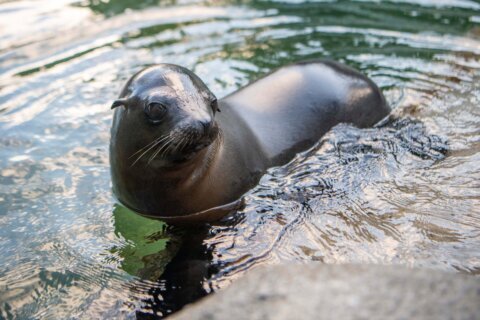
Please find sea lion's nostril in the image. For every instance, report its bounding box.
[199,120,211,135]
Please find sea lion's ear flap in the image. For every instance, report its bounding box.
[111,99,128,110]
[211,97,220,113]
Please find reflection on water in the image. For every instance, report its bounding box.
[1,0,480,318]
[112,205,175,278]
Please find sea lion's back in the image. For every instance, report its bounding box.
[221,60,389,165]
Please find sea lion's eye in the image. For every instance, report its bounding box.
[145,102,167,123]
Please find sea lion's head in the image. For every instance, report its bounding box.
[111,64,219,168]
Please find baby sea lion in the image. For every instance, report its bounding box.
[110,60,390,223]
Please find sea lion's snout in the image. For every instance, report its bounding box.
[172,119,218,159]
[196,119,215,137]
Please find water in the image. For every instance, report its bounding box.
[1,0,480,318]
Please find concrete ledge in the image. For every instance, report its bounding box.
[170,264,480,320]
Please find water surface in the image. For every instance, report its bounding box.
[1,0,480,318]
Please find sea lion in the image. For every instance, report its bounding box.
[110,60,390,223]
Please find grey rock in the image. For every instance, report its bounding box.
[169,264,480,320]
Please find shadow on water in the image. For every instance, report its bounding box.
[137,227,212,318]
[112,205,213,317]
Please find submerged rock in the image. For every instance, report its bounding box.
[170,263,480,320]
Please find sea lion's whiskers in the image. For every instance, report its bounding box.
[129,141,155,159]
[147,136,174,165]
[187,131,195,149]
[176,133,190,153]
[187,132,196,152]
[152,136,173,160]
[129,134,169,159]
[175,132,190,152]
[160,134,180,159]
[164,141,176,157]
[131,135,170,167]
[171,136,184,155]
